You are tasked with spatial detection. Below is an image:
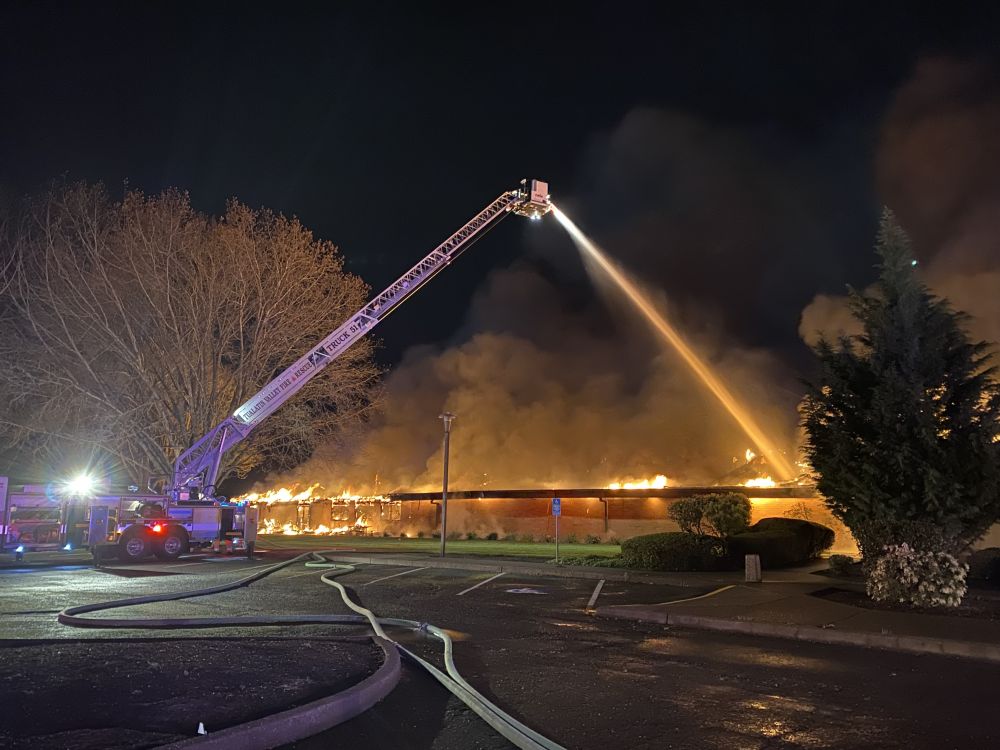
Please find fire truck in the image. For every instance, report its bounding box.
[45,180,552,562]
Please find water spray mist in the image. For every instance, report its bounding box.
[552,205,796,481]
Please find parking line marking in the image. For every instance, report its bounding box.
[363,567,428,586]
[586,579,606,610]
[456,572,506,596]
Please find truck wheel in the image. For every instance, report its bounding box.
[118,526,151,562]
[153,527,189,561]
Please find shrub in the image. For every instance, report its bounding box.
[668,493,751,538]
[399,532,408,539]
[728,518,835,567]
[668,497,706,535]
[518,534,534,543]
[868,543,968,608]
[967,548,1000,583]
[783,501,815,521]
[621,532,727,571]
[446,531,462,541]
[828,554,854,576]
[827,554,855,577]
[557,554,629,568]
[584,534,602,545]
[465,532,479,540]
[486,532,499,541]
[565,533,579,544]
[703,493,752,537]
[382,530,392,538]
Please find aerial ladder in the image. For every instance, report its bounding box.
[100,180,552,561]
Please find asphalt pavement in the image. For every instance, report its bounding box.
[1,552,998,749]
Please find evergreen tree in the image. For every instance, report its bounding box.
[802,210,1000,560]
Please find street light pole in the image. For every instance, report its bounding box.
[439,412,455,557]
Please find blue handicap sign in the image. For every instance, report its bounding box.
[551,497,561,516]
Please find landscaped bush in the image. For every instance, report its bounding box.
[557,554,629,568]
[486,532,499,541]
[702,493,752,538]
[968,548,1000,583]
[620,532,727,571]
[668,497,706,535]
[565,533,579,544]
[668,493,751,538]
[868,543,968,608]
[827,554,855,577]
[465,532,478,540]
[728,518,835,567]
[584,534,602,545]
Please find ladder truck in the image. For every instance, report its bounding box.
[96,179,552,562]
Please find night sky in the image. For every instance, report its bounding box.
[3,3,999,372]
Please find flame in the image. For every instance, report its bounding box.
[744,476,776,488]
[256,501,373,536]
[239,484,320,505]
[745,448,756,463]
[607,474,669,490]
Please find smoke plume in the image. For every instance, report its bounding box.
[800,58,1000,347]
[266,105,884,493]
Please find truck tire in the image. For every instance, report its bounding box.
[118,526,152,562]
[153,526,189,561]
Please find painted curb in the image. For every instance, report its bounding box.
[155,636,401,750]
[596,605,1000,664]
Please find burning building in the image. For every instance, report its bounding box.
[237,468,858,555]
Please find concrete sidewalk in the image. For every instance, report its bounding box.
[597,580,1000,663]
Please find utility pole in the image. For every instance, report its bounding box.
[439,412,455,557]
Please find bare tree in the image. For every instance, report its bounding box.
[0,182,379,484]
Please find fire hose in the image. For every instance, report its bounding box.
[57,551,566,750]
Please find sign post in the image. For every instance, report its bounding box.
[439,412,456,557]
[551,497,561,563]
[0,476,8,553]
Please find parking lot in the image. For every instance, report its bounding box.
[2,550,999,749]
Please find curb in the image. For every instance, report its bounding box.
[596,605,1000,664]
[0,555,95,569]
[155,635,401,749]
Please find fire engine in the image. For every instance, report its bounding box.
[5,180,551,562]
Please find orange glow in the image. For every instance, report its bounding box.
[607,474,669,490]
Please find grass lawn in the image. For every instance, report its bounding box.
[257,534,621,559]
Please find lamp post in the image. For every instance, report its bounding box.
[439,412,455,557]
